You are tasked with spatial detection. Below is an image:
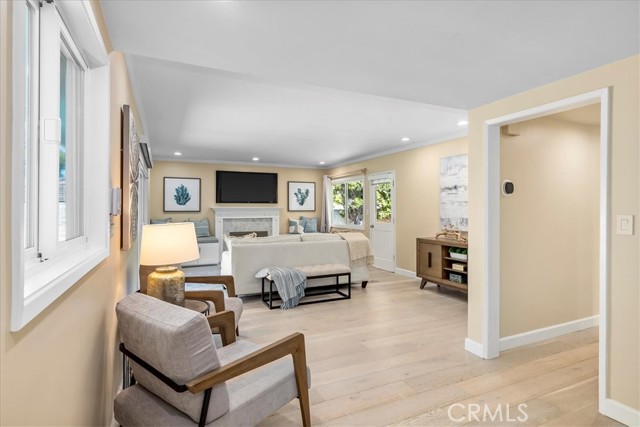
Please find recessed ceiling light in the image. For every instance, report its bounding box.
[252,157,260,161]
[173,151,182,156]
[401,137,411,143]
[319,161,326,165]
[457,120,469,126]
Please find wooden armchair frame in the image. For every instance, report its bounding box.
[139,266,239,345]
[120,332,310,427]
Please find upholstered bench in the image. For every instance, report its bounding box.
[261,264,351,309]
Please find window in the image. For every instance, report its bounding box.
[331,176,364,228]
[11,0,110,331]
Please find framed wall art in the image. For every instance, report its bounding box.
[440,154,468,231]
[288,181,315,212]
[164,177,201,212]
[121,104,139,251]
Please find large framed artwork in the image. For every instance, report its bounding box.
[440,154,468,231]
[121,105,139,251]
[164,177,201,212]
[288,181,315,212]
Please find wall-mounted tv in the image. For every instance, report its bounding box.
[216,171,278,204]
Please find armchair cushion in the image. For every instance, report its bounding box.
[115,340,309,427]
[116,293,230,423]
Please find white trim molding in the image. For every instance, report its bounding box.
[464,338,484,358]
[395,268,416,279]
[499,315,599,352]
[600,399,640,427]
[481,88,613,421]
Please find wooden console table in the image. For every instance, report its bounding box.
[416,237,468,293]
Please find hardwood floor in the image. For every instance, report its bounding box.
[238,267,621,426]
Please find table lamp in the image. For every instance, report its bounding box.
[140,222,200,306]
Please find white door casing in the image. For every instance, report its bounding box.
[369,171,396,272]
[480,88,617,423]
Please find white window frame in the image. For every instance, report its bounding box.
[331,175,365,230]
[11,0,110,331]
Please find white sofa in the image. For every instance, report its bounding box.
[221,234,370,296]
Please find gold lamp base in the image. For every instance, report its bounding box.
[147,266,185,307]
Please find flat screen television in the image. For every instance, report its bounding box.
[216,171,278,203]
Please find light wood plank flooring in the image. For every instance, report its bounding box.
[236,267,621,426]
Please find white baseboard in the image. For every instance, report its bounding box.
[465,338,484,358]
[500,315,599,351]
[601,398,640,426]
[395,268,416,278]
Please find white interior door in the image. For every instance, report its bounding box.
[369,172,395,272]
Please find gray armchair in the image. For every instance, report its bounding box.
[114,292,311,426]
[139,266,243,336]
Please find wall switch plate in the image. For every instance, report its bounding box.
[616,215,634,236]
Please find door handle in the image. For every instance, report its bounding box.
[428,252,432,268]
[370,225,374,228]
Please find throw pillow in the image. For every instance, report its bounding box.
[193,218,211,238]
[288,218,301,234]
[150,217,171,224]
[302,218,318,233]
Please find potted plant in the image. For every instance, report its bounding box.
[449,247,468,261]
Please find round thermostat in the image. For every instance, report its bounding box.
[502,180,515,196]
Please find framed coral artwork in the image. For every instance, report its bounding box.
[163,177,201,212]
[288,181,315,212]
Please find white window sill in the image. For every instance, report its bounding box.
[13,245,108,331]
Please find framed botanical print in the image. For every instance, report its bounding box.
[163,177,201,212]
[288,181,315,212]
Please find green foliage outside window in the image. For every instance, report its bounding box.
[375,182,392,222]
[332,180,364,225]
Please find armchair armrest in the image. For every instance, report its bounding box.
[186,332,310,426]
[205,310,236,346]
[185,289,225,314]
[185,275,237,297]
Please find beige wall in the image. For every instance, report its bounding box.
[152,136,467,272]
[468,56,639,409]
[500,116,599,337]
[0,2,143,425]
[150,161,325,235]
[326,137,468,272]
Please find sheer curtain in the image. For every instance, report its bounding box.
[320,175,332,233]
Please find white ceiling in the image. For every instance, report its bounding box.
[100,0,639,167]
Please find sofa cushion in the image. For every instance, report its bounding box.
[301,233,341,242]
[150,217,172,224]
[224,232,257,249]
[197,236,219,244]
[116,293,230,423]
[230,235,301,247]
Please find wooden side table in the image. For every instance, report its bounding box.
[185,299,209,315]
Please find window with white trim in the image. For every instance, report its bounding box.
[331,176,365,229]
[12,0,110,331]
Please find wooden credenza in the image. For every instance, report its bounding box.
[416,237,468,293]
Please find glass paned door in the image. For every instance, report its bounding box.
[369,173,395,272]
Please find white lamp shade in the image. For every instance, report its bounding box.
[140,223,200,266]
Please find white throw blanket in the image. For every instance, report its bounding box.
[337,232,374,268]
[267,267,307,310]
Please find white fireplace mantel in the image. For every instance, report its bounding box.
[211,207,281,220]
[211,207,281,257]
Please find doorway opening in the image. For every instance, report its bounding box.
[482,88,611,417]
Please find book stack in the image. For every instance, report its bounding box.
[451,263,466,272]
